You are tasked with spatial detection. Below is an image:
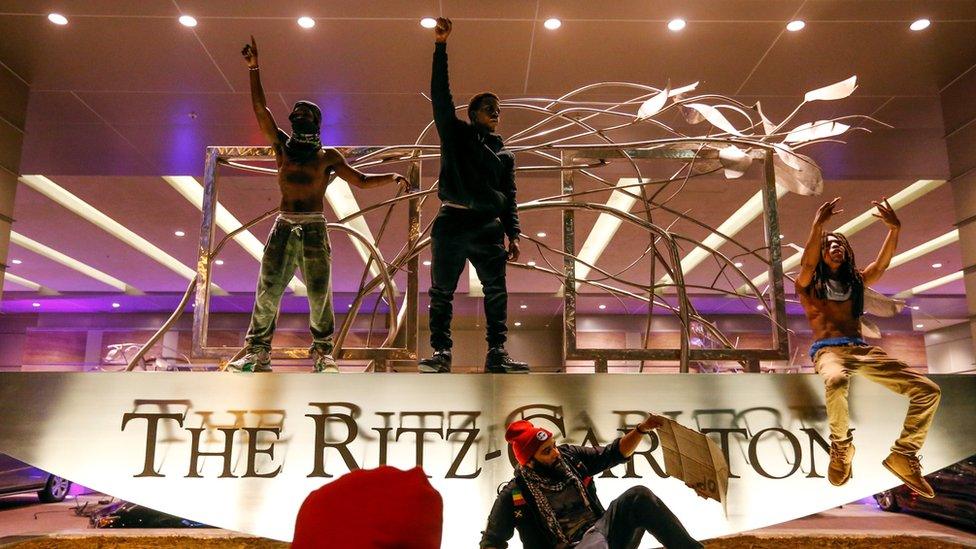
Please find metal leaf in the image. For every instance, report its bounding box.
[685,103,744,135]
[772,143,801,170]
[669,81,699,98]
[863,287,905,317]
[784,120,851,144]
[803,76,858,102]
[719,145,752,178]
[675,94,705,124]
[861,317,882,339]
[637,84,670,120]
[772,149,823,195]
[754,102,776,136]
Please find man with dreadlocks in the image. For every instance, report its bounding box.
[480,417,703,549]
[419,17,527,374]
[797,197,941,498]
[228,36,406,373]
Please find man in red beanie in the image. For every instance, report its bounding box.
[293,466,442,549]
[481,416,703,549]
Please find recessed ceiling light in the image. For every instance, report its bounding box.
[520,304,527,309]
[422,260,432,266]
[420,17,437,29]
[911,305,920,310]
[179,15,197,27]
[756,304,765,311]
[298,16,315,29]
[174,230,186,237]
[214,259,224,266]
[915,323,924,329]
[514,321,522,327]
[32,302,41,308]
[910,19,930,31]
[598,304,607,310]
[536,232,547,238]
[47,13,68,25]
[11,259,22,265]
[348,303,353,308]
[668,19,686,31]
[733,261,743,268]
[544,18,561,30]
[786,20,805,32]
[931,262,942,268]
[527,261,537,267]
[112,302,120,308]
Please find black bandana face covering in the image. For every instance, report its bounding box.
[285,100,323,161]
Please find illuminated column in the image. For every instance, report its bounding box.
[0,63,28,299]
[940,67,976,365]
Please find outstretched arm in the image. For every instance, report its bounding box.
[619,413,667,458]
[796,197,842,289]
[242,36,282,146]
[328,149,406,190]
[861,198,901,285]
[431,17,459,140]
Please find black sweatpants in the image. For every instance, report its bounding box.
[428,206,509,350]
[576,486,702,549]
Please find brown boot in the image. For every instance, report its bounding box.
[827,442,855,486]
[883,452,935,499]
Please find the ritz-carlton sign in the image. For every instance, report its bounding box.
[122,401,837,481]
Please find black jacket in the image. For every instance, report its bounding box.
[480,439,628,549]
[431,42,520,241]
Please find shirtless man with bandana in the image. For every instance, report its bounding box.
[228,36,406,373]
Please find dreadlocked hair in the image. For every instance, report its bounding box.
[806,232,864,317]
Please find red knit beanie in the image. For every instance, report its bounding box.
[292,466,443,549]
[506,420,553,465]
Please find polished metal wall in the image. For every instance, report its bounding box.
[0,372,972,547]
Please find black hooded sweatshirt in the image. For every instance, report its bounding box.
[431,42,520,241]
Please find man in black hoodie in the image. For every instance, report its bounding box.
[419,18,528,374]
[481,418,703,548]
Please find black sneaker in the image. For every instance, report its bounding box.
[419,350,452,373]
[485,347,529,374]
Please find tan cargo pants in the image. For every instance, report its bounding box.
[814,344,941,455]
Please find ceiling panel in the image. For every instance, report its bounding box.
[10,184,191,291]
[1,1,971,315]
[0,17,232,92]
[527,20,783,95]
[738,20,976,96]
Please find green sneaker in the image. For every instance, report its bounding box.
[312,348,339,373]
[226,349,272,373]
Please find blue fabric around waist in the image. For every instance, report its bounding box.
[809,336,868,359]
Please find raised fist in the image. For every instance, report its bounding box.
[434,17,452,42]
[242,35,259,68]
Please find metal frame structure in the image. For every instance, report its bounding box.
[191,146,421,370]
[558,147,789,373]
[157,76,875,373]
[188,142,790,374]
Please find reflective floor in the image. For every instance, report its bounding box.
[0,494,973,547]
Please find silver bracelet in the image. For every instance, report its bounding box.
[249,66,259,71]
